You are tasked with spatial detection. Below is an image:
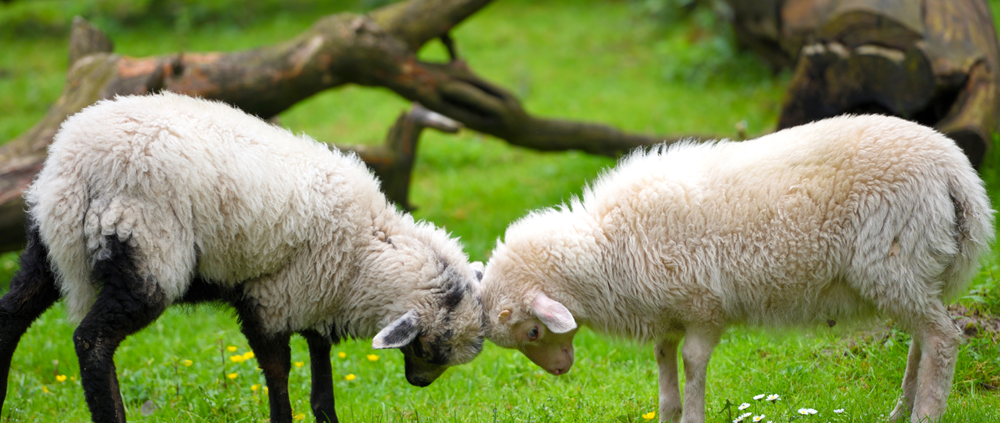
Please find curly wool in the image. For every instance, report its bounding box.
[485,114,993,345]
[27,92,481,352]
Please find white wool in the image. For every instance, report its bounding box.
[26,93,481,352]
[484,114,994,345]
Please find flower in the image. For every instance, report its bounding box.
[739,403,751,410]
[230,355,246,363]
[338,352,347,359]
[294,361,304,368]
[251,384,260,392]
[182,359,193,367]
[42,385,50,393]
[227,346,238,352]
[367,354,379,362]
[834,409,845,414]
[753,394,765,400]
[55,375,67,383]
[226,373,238,380]
[766,394,780,402]
[294,413,305,421]
[264,386,269,395]
[642,411,655,420]
[242,351,255,360]
[797,408,818,415]
[734,412,752,422]
[344,374,356,381]
[753,415,765,422]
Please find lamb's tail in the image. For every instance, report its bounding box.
[25,171,97,323]
[940,166,995,302]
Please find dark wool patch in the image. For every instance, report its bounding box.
[381,315,418,347]
[75,235,169,422]
[441,281,465,312]
[0,222,61,413]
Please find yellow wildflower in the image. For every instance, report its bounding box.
[251,384,260,392]
[242,351,255,360]
[182,359,193,367]
[337,352,347,359]
[294,413,306,421]
[642,412,655,420]
[344,374,356,381]
[230,355,246,363]
[226,373,238,380]
[264,386,269,395]
[42,385,50,393]
[366,354,379,362]
[227,346,238,352]
[294,361,304,368]
[55,375,67,383]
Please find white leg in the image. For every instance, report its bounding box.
[680,328,720,423]
[888,338,921,421]
[656,339,682,422]
[911,306,960,422]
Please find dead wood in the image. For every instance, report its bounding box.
[722,0,1000,168]
[0,0,712,252]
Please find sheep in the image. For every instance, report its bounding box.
[480,115,994,423]
[0,92,486,423]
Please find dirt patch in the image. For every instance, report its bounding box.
[949,304,1000,341]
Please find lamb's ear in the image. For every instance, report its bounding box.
[531,292,577,334]
[471,262,485,282]
[372,310,421,349]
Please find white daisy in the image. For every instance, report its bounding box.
[766,394,780,402]
[797,408,818,415]
[753,394,766,400]
[834,409,845,414]
[739,403,751,410]
[753,415,766,422]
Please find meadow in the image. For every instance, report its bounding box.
[0,0,998,421]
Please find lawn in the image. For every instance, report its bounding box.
[0,0,998,422]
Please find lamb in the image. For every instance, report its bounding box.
[0,92,486,423]
[480,115,994,423]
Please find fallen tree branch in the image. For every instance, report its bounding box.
[0,0,716,252]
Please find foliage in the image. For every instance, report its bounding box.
[631,0,777,86]
[0,0,394,38]
[1,0,998,421]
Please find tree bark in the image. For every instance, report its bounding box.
[722,0,1000,168]
[0,0,713,253]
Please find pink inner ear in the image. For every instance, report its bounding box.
[531,292,577,333]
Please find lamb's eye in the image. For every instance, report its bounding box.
[416,340,432,359]
[527,326,539,341]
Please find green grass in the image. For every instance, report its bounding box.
[1,0,999,421]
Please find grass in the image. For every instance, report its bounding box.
[1,0,999,421]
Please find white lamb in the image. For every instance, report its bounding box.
[0,92,485,423]
[481,115,994,423]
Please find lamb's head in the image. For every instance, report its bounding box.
[368,223,486,387]
[481,239,579,376]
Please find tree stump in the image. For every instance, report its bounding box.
[723,0,1000,168]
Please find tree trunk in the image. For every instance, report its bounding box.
[0,0,715,253]
[722,0,1000,168]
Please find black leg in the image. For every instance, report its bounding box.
[74,237,167,423]
[0,227,60,414]
[301,330,337,423]
[233,299,292,423]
